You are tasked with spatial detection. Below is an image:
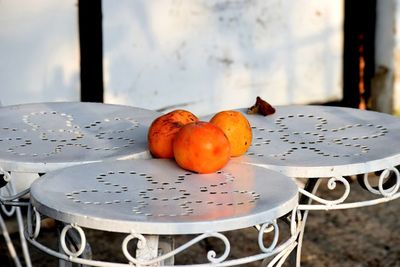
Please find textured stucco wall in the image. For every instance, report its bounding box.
[103,0,344,115]
[373,0,400,114]
[0,0,80,106]
[393,0,400,113]
[0,0,343,113]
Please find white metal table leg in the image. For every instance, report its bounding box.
[8,180,32,267]
[158,236,175,266]
[134,235,175,266]
[0,213,22,267]
[16,207,31,267]
[290,178,321,267]
[1,177,32,267]
[136,235,160,267]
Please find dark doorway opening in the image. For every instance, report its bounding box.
[78,0,104,102]
[342,0,376,109]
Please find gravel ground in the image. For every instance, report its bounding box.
[1,179,399,267]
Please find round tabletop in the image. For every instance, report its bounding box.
[232,105,400,178]
[30,159,298,235]
[0,102,159,173]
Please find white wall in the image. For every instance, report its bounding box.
[0,0,343,112]
[0,0,80,106]
[373,0,395,114]
[373,0,400,114]
[394,0,400,113]
[103,0,344,115]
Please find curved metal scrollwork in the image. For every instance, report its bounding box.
[25,207,300,266]
[60,224,87,257]
[27,204,41,239]
[205,233,230,264]
[0,167,11,183]
[299,168,400,211]
[122,231,230,265]
[1,185,16,216]
[298,176,350,207]
[0,171,30,207]
[258,220,279,253]
[0,168,13,212]
[260,208,301,267]
[362,167,400,197]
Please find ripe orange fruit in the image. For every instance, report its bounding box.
[173,121,231,174]
[210,110,252,157]
[148,110,198,158]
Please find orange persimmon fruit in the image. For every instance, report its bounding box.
[148,110,198,158]
[173,121,231,174]
[210,110,252,157]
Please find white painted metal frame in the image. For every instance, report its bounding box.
[0,102,159,267]
[224,105,400,267]
[298,168,400,210]
[26,159,300,266]
[25,205,301,267]
[0,176,32,267]
[230,105,400,210]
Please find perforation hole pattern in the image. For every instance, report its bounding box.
[0,110,143,158]
[247,113,389,161]
[65,170,259,218]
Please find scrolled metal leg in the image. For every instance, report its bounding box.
[260,208,300,267]
[158,236,175,266]
[0,173,23,267]
[8,180,33,267]
[0,177,34,267]
[136,235,160,267]
[0,213,22,267]
[290,178,321,267]
[16,207,32,267]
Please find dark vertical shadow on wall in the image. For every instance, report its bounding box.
[342,0,376,108]
[79,0,104,102]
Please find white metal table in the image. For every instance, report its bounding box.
[230,105,400,265]
[27,159,299,266]
[0,102,159,267]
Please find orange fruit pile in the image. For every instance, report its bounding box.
[147,110,198,158]
[147,109,252,174]
[210,111,252,157]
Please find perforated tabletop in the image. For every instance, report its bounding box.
[232,106,400,177]
[0,102,159,173]
[30,159,298,234]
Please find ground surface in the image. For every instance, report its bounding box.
[1,179,399,267]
